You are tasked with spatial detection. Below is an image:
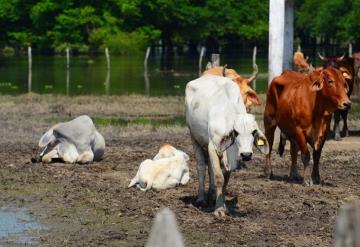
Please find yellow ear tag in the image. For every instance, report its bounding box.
[257,139,265,146]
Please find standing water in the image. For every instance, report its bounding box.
[0,49,269,96]
[0,206,43,245]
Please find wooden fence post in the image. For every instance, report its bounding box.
[146,208,184,247]
[334,204,360,247]
[144,46,151,95]
[349,43,353,58]
[105,47,110,70]
[198,46,206,76]
[252,46,257,90]
[211,53,220,67]
[28,46,32,93]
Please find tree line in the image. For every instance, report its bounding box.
[0,0,358,55]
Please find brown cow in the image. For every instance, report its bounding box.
[203,65,261,109]
[293,50,311,73]
[264,68,351,185]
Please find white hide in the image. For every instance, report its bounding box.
[185,75,268,166]
[128,145,190,191]
[39,115,105,164]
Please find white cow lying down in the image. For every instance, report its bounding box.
[38,115,105,164]
[128,144,190,191]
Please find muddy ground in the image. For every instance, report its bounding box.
[0,94,360,246]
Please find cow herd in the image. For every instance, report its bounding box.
[34,50,357,217]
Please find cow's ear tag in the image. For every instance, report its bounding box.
[257,138,265,146]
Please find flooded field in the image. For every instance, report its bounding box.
[0,94,359,246]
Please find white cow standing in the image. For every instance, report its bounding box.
[185,75,269,216]
[38,115,105,164]
[128,144,190,191]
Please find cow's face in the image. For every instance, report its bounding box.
[233,113,269,161]
[313,67,351,110]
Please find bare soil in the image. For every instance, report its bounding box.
[0,94,360,246]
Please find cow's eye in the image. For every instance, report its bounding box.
[328,80,335,84]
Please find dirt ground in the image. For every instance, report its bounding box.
[0,94,360,246]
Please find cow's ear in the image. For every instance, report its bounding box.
[339,67,352,80]
[253,129,269,154]
[39,128,55,147]
[246,89,261,105]
[311,80,323,91]
[219,130,238,153]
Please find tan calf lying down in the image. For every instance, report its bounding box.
[128,144,190,191]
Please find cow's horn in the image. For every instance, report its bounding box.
[247,63,258,82]
[318,52,326,61]
[337,54,345,61]
[222,64,228,77]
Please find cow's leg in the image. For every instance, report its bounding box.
[264,124,276,178]
[222,171,231,195]
[333,110,341,141]
[277,132,287,156]
[208,142,226,217]
[295,129,312,186]
[289,141,301,181]
[191,136,207,207]
[41,149,58,163]
[207,156,216,205]
[340,109,349,137]
[312,144,324,185]
[77,150,94,164]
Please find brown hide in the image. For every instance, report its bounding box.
[203,66,261,109]
[264,68,350,184]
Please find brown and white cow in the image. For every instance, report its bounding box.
[203,65,261,109]
[318,54,354,140]
[264,68,351,185]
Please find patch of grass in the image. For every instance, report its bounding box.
[46,116,186,127]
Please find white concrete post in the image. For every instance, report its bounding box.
[268,0,294,84]
[105,47,110,70]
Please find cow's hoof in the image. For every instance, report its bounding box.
[334,133,341,141]
[194,198,207,208]
[341,130,349,137]
[289,172,302,181]
[302,178,313,186]
[214,207,227,217]
[312,175,321,185]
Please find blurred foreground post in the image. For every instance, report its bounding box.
[268,0,294,84]
[252,46,257,90]
[144,46,151,94]
[335,204,360,247]
[349,43,353,57]
[198,46,206,76]
[211,53,220,67]
[147,208,184,247]
[66,47,70,95]
[28,46,32,93]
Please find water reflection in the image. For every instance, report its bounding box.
[0,49,271,96]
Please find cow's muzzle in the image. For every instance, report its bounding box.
[338,100,352,110]
[241,152,252,161]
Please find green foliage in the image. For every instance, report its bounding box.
[0,0,359,53]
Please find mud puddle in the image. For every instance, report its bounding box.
[0,206,44,246]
